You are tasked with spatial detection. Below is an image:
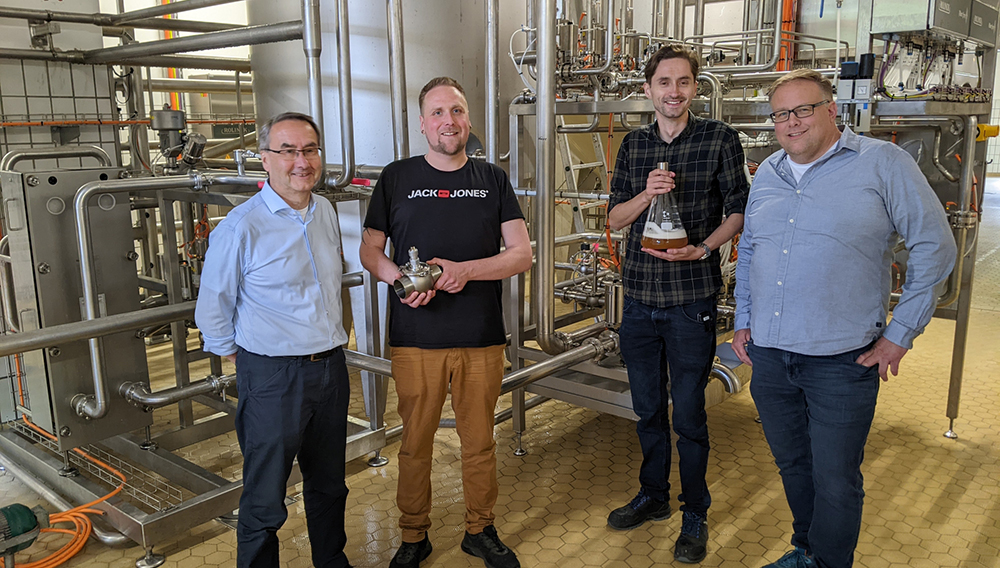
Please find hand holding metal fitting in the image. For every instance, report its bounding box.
[393,247,443,299]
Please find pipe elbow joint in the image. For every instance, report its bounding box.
[71,393,107,420]
[537,332,569,355]
[710,362,742,394]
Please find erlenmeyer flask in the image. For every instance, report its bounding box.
[641,162,688,250]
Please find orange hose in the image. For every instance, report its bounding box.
[2,350,127,568]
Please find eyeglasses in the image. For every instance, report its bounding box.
[262,147,323,160]
[769,100,830,123]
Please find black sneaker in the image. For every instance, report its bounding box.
[461,525,520,568]
[607,488,672,530]
[389,534,432,568]
[674,511,708,563]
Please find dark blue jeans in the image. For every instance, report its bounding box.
[235,347,351,568]
[618,295,716,514]
[748,342,879,568]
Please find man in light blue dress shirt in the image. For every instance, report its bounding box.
[732,70,956,568]
[196,112,353,568]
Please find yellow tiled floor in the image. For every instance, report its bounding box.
[2,189,1000,567]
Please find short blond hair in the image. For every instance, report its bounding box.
[766,68,834,101]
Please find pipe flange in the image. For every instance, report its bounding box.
[70,394,94,420]
[949,210,978,229]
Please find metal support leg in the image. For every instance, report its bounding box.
[367,450,389,468]
[944,229,978,439]
[140,425,158,451]
[58,451,79,478]
[135,547,166,568]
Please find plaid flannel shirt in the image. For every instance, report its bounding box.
[608,113,750,308]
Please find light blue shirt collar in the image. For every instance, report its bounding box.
[774,126,861,179]
[259,181,314,217]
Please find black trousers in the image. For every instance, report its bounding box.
[235,347,351,568]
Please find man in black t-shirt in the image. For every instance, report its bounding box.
[360,77,532,568]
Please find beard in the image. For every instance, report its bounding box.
[430,136,467,156]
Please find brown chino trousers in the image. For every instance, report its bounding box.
[391,345,506,543]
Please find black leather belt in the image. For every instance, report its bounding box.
[305,346,340,362]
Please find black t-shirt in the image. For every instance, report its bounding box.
[364,156,524,348]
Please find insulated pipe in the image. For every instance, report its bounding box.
[110,0,241,24]
[85,21,303,64]
[328,0,356,189]
[0,303,195,358]
[577,0,615,76]
[1,146,112,171]
[70,174,262,420]
[120,374,235,408]
[937,114,978,309]
[303,0,325,154]
[486,0,500,163]
[387,0,410,160]
[536,0,567,355]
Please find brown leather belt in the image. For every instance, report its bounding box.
[306,347,339,362]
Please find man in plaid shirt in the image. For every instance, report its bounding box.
[606,45,749,563]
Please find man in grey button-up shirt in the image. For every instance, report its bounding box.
[732,70,956,568]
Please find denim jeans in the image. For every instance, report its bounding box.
[618,295,716,514]
[748,342,879,568]
[235,347,351,568]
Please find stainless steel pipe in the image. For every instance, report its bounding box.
[0,303,195,359]
[0,236,19,333]
[0,6,236,33]
[71,174,262,420]
[440,395,549,428]
[503,334,618,392]
[328,0,356,189]
[387,0,410,160]
[577,0,615,76]
[120,374,235,409]
[110,0,241,24]
[148,77,252,94]
[86,21,304,64]
[303,0,325,154]
[535,0,566,355]
[203,131,257,159]
[1,146,112,171]
[486,0,500,163]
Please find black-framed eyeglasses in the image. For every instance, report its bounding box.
[769,100,830,123]
[262,147,323,160]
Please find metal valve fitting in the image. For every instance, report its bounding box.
[393,246,442,299]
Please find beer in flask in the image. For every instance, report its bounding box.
[641,162,688,250]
